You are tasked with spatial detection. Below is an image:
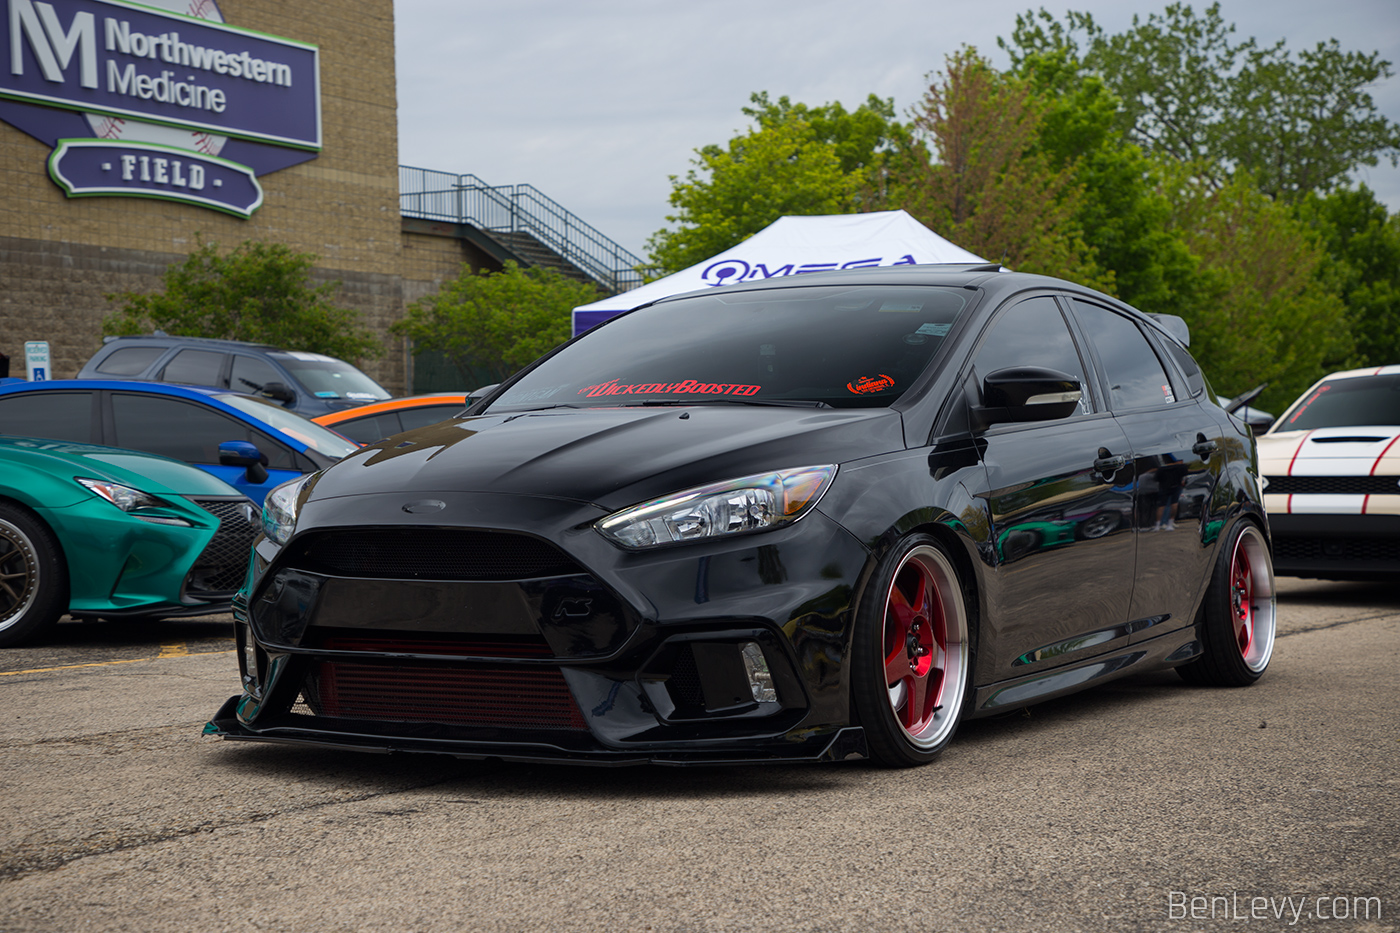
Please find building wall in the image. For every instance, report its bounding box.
[0,0,482,393]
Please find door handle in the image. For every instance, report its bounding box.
[1192,433,1218,457]
[1093,449,1127,476]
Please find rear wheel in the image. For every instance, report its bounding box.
[0,503,66,648]
[1178,520,1275,686]
[852,535,972,766]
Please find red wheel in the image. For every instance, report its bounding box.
[1178,521,1274,686]
[854,535,971,766]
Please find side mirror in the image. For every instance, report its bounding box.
[973,367,1082,430]
[260,381,296,405]
[219,440,270,485]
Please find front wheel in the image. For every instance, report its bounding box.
[1178,520,1275,686]
[0,503,67,648]
[852,535,973,767]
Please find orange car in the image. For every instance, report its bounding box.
[311,392,474,444]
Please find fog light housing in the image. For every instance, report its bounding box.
[237,622,264,698]
[741,642,777,703]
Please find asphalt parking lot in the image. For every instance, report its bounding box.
[1,577,1395,932]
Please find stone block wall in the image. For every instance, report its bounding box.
[0,0,451,394]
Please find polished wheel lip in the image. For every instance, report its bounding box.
[1232,525,1276,673]
[881,545,969,749]
[0,518,40,632]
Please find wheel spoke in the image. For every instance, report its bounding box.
[1233,544,1254,656]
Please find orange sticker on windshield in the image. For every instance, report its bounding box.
[847,374,895,395]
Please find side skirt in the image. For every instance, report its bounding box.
[967,627,1202,716]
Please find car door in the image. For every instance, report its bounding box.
[104,391,300,502]
[1066,298,1225,635]
[962,295,1139,680]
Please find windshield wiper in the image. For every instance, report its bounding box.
[638,397,832,409]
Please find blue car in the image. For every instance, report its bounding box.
[0,381,358,503]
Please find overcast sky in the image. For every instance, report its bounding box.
[394,0,1400,259]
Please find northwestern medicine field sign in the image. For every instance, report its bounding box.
[1,0,320,216]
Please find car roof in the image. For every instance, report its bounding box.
[0,379,311,452]
[98,334,281,351]
[1312,365,1400,382]
[312,393,467,425]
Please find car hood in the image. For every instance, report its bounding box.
[1258,426,1400,475]
[0,435,244,497]
[305,405,907,510]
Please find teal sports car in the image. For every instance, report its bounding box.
[0,436,259,648]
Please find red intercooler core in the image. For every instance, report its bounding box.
[303,659,587,731]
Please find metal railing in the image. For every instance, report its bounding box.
[399,166,650,294]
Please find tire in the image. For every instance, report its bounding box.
[852,535,973,767]
[1076,510,1120,540]
[0,503,67,648]
[1177,520,1275,687]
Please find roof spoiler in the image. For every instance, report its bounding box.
[1149,313,1190,347]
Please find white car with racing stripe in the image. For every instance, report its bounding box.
[1258,365,1400,579]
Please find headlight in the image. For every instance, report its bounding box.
[77,478,190,525]
[262,473,315,545]
[596,465,836,549]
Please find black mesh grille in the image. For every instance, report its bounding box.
[288,529,584,581]
[1274,536,1400,563]
[1266,475,1399,495]
[298,660,587,730]
[187,497,258,595]
[667,645,705,711]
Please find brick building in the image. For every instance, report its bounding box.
[0,0,500,393]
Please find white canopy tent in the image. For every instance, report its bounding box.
[572,210,987,336]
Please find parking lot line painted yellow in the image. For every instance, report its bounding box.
[0,649,235,677]
[158,642,191,658]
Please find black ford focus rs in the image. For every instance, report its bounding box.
[206,264,1275,767]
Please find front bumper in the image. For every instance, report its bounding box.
[209,491,875,762]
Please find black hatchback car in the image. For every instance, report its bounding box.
[207,265,1275,767]
[78,335,390,417]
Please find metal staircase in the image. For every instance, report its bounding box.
[399,167,651,294]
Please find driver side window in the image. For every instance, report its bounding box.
[972,297,1093,416]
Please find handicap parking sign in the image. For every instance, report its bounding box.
[24,341,50,382]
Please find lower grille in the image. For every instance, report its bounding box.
[1266,475,1399,495]
[1274,536,1400,563]
[300,660,587,730]
[188,496,259,595]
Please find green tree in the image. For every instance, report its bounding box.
[104,237,381,361]
[1001,3,1400,201]
[1296,185,1400,367]
[892,48,1108,288]
[391,262,600,385]
[1165,170,1352,410]
[1010,46,1201,316]
[646,93,902,275]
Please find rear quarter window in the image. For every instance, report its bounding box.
[0,392,95,443]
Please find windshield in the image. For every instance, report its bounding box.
[490,285,969,412]
[1275,374,1400,431]
[215,394,360,458]
[269,352,391,401]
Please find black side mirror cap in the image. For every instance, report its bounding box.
[973,367,1082,429]
[260,381,296,404]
